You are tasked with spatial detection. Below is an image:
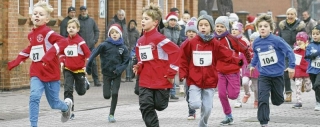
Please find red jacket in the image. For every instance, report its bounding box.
[135,28,180,89]
[179,35,242,88]
[8,25,68,81]
[60,34,91,71]
[294,48,309,78]
[215,34,251,74]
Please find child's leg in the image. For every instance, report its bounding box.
[294,78,303,103]
[199,88,215,127]
[312,74,320,103]
[63,70,75,111]
[218,73,231,115]
[185,85,196,116]
[109,76,121,116]
[154,89,170,111]
[242,76,251,95]
[257,76,272,125]
[29,77,45,127]
[44,80,69,111]
[303,77,312,92]
[74,73,87,96]
[226,72,241,100]
[270,76,285,106]
[103,75,113,99]
[188,85,202,109]
[251,78,258,101]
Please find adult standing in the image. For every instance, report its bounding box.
[60,6,76,37]
[302,11,317,40]
[78,5,101,86]
[107,9,128,44]
[279,8,305,102]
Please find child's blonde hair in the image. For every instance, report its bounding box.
[255,14,275,32]
[33,0,54,17]
[142,3,162,23]
[67,18,80,28]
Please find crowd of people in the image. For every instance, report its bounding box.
[6,1,320,127]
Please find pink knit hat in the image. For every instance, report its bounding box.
[296,31,308,42]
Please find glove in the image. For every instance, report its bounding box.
[238,59,244,66]
[86,67,92,75]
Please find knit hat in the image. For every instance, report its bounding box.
[185,17,198,35]
[228,13,239,23]
[107,24,123,37]
[165,12,179,21]
[250,32,260,40]
[215,16,229,30]
[296,31,308,42]
[199,10,208,16]
[313,24,320,31]
[247,15,255,23]
[232,21,243,33]
[197,14,214,32]
[80,6,87,10]
[68,6,75,13]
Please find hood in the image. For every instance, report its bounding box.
[128,20,137,31]
[279,19,305,31]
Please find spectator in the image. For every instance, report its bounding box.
[302,11,317,40]
[60,6,76,37]
[279,8,305,102]
[178,10,191,42]
[107,9,128,45]
[126,20,139,82]
[78,5,101,86]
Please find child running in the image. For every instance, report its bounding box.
[250,14,295,127]
[213,16,252,125]
[179,17,198,120]
[60,18,91,119]
[304,24,320,111]
[292,31,312,108]
[86,23,130,122]
[7,1,72,126]
[179,15,244,127]
[133,3,180,127]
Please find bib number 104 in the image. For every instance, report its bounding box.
[262,56,275,65]
[313,62,320,68]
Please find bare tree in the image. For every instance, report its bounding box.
[217,0,233,16]
[198,0,214,16]
[296,0,313,19]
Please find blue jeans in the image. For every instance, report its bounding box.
[125,59,133,79]
[29,77,68,127]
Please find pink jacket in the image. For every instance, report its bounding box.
[240,53,259,78]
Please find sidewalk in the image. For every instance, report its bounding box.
[0,81,319,127]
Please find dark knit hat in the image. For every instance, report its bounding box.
[313,24,320,31]
[68,6,75,13]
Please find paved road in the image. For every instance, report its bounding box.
[0,80,319,127]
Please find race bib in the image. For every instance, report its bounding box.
[30,45,45,62]
[294,53,302,65]
[64,45,78,57]
[192,51,212,66]
[258,50,278,67]
[139,45,154,61]
[311,58,320,68]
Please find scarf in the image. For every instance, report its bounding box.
[198,33,215,42]
[107,37,124,46]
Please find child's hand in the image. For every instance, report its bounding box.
[60,63,64,72]
[164,75,174,84]
[133,64,139,75]
[285,68,295,79]
[249,67,255,77]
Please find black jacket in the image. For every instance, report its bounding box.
[86,39,129,77]
[60,16,72,37]
[78,15,100,49]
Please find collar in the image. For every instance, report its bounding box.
[32,24,47,31]
[143,27,158,36]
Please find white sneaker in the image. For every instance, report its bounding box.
[61,98,73,122]
[315,102,320,111]
[234,102,242,108]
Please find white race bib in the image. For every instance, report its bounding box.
[139,45,154,61]
[192,51,212,66]
[30,45,45,62]
[64,45,78,57]
[311,58,320,68]
[258,50,278,67]
[294,53,302,65]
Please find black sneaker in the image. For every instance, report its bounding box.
[70,113,75,120]
[220,117,234,125]
[170,95,179,100]
[292,103,302,108]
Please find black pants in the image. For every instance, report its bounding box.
[257,75,284,125]
[134,76,139,95]
[308,73,320,102]
[63,69,86,111]
[139,87,170,127]
[89,47,100,85]
[284,71,292,93]
[185,85,196,115]
[103,75,121,115]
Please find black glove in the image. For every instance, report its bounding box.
[86,67,92,75]
[238,59,244,66]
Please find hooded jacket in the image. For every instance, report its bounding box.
[293,46,309,78]
[279,19,305,48]
[161,23,182,46]
[60,16,73,37]
[127,20,140,52]
[78,15,100,49]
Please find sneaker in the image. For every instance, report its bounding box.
[261,124,268,127]
[315,102,320,111]
[292,103,302,109]
[175,84,180,88]
[61,98,73,123]
[285,92,292,102]
[85,77,90,90]
[108,115,116,123]
[220,117,234,125]
[254,101,258,108]
[187,114,196,120]
[242,94,250,103]
[170,95,179,100]
[70,113,75,120]
[234,102,242,108]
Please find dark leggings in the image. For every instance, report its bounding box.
[308,73,320,102]
[103,75,121,115]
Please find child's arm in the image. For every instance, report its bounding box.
[40,32,68,64]
[80,41,91,59]
[160,39,180,78]
[304,45,320,60]
[214,42,242,66]
[278,39,296,69]
[86,44,103,74]
[179,40,190,81]
[228,35,252,63]
[114,46,130,76]
[7,45,32,70]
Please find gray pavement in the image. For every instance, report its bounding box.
[0,80,319,127]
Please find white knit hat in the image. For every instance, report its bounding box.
[250,32,260,40]
[215,16,229,30]
[228,13,239,23]
[107,23,123,37]
[185,17,198,35]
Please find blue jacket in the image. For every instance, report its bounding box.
[305,41,320,74]
[251,34,295,77]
